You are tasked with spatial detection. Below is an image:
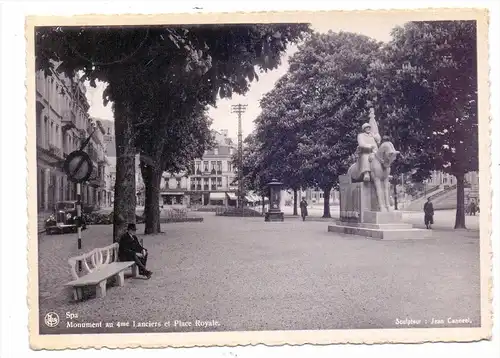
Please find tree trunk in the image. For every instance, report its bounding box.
[261,194,265,214]
[454,172,467,229]
[113,102,137,243]
[322,186,332,218]
[293,188,298,216]
[393,182,398,210]
[141,156,162,234]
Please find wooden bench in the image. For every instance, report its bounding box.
[65,243,139,301]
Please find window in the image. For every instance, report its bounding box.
[50,121,54,146]
[43,117,48,148]
[217,177,222,187]
[227,161,232,172]
[203,161,208,171]
[176,178,181,189]
[36,103,44,147]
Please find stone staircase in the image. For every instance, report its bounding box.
[405,185,449,211]
[405,184,472,212]
[433,187,472,210]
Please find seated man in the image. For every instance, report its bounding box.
[118,223,153,279]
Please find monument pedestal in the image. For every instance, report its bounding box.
[328,211,432,240]
[332,175,431,240]
[265,211,284,222]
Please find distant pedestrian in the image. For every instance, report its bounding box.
[423,197,434,229]
[118,223,153,279]
[469,201,477,216]
[299,198,308,221]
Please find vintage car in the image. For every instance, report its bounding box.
[45,201,87,235]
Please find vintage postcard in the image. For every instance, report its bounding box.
[26,8,492,349]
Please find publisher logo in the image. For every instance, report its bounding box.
[44,312,60,327]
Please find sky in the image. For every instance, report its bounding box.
[85,14,407,140]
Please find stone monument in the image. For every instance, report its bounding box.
[265,179,284,222]
[328,108,431,240]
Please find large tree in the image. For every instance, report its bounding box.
[255,31,382,218]
[371,21,478,228]
[253,74,311,215]
[138,107,214,234]
[36,24,311,240]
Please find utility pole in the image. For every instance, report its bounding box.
[230,104,247,213]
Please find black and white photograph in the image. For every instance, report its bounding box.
[26,8,491,349]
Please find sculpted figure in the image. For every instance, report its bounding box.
[346,109,400,212]
[356,122,381,182]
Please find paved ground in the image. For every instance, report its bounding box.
[283,205,480,230]
[38,212,480,334]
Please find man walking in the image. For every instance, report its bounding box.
[423,198,434,230]
[118,223,153,279]
[299,198,308,221]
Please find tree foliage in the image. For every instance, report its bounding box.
[370,21,478,227]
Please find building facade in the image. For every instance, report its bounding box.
[87,119,111,207]
[425,170,479,189]
[160,129,239,207]
[36,64,109,211]
[99,119,115,207]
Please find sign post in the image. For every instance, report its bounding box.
[63,150,93,272]
[76,183,82,260]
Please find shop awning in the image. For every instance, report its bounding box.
[161,192,184,195]
[226,192,237,200]
[245,195,255,203]
[210,192,226,200]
